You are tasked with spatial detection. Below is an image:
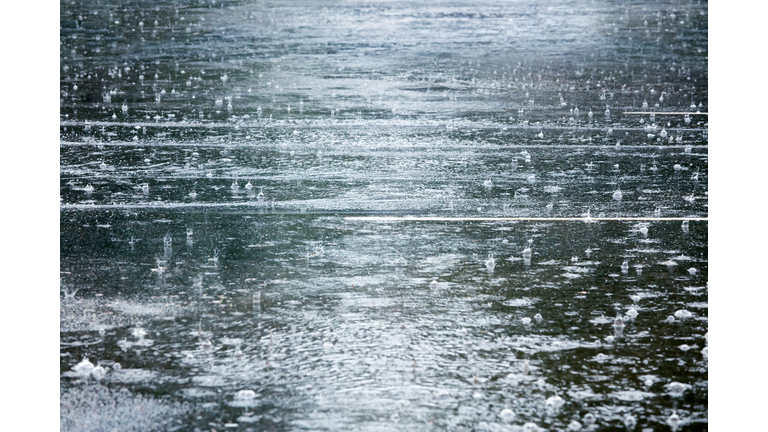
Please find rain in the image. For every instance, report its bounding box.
[54,0,711,431]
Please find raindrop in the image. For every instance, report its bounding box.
[522,239,533,259]
[485,254,496,272]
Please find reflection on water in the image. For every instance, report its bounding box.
[61,211,707,431]
[61,0,707,430]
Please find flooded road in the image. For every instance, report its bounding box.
[60,1,707,431]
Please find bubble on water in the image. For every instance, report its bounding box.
[91,365,108,380]
[499,408,516,423]
[521,317,531,325]
[667,411,682,431]
[523,422,540,432]
[72,357,95,377]
[624,414,637,430]
[583,413,596,425]
[568,420,582,431]
[546,393,565,412]
[534,313,543,322]
[613,313,625,330]
[231,390,258,407]
[674,309,692,319]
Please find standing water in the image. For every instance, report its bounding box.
[60,1,708,431]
